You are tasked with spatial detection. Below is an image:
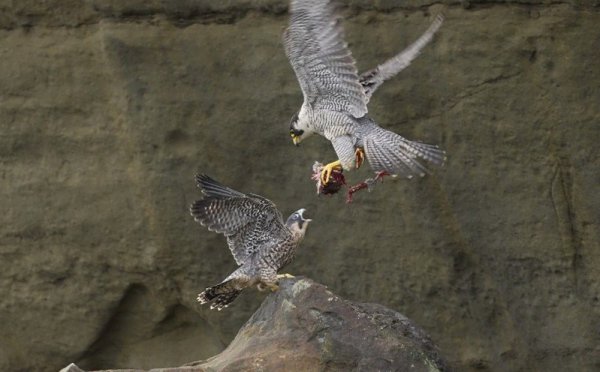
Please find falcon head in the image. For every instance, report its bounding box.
[285,208,312,235]
[289,111,313,146]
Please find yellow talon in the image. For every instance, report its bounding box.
[277,273,295,279]
[320,160,342,184]
[355,147,365,169]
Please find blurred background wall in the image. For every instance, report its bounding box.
[0,1,598,371]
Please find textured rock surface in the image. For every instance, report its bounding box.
[194,278,447,371]
[62,278,449,371]
[1,1,599,371]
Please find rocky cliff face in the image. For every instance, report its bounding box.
[61,278,449,371]
[1,1,599,371]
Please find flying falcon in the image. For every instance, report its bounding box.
[191,175,312,310]
[285,0,446,185]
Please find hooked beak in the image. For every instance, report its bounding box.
[292,136,300,146]
[298,208,312,222]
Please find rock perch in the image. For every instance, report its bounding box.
[62,278,448,371]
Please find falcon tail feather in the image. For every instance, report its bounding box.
[364,127,446,178]
[197,280,241,311]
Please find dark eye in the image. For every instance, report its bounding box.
[290,129,304,138]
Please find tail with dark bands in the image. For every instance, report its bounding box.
[364,127,446,178]
[197,280,241,311]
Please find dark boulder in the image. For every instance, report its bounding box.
[63,278,448,371]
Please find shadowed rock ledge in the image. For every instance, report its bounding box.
[61,278,448,372]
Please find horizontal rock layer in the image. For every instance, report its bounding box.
[0,1,599,371]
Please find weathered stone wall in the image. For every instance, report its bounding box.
[0,1,598,371]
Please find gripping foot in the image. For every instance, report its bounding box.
[346,171,390,203]
[320,160,343,184]
[355,147,365,169]
[257,282,280,292]
[277,273,295,279]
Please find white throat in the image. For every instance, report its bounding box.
[296,105,316,137]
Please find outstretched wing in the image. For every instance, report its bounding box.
[360,14,444,103]
[190,175,286,265]
[283,0,368,118]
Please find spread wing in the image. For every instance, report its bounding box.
[283,0,368,118]
[360,14,444,103]
[190,175,287,265]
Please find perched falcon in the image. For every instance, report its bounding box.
[191,175,312,310]
[284,0,446,184]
